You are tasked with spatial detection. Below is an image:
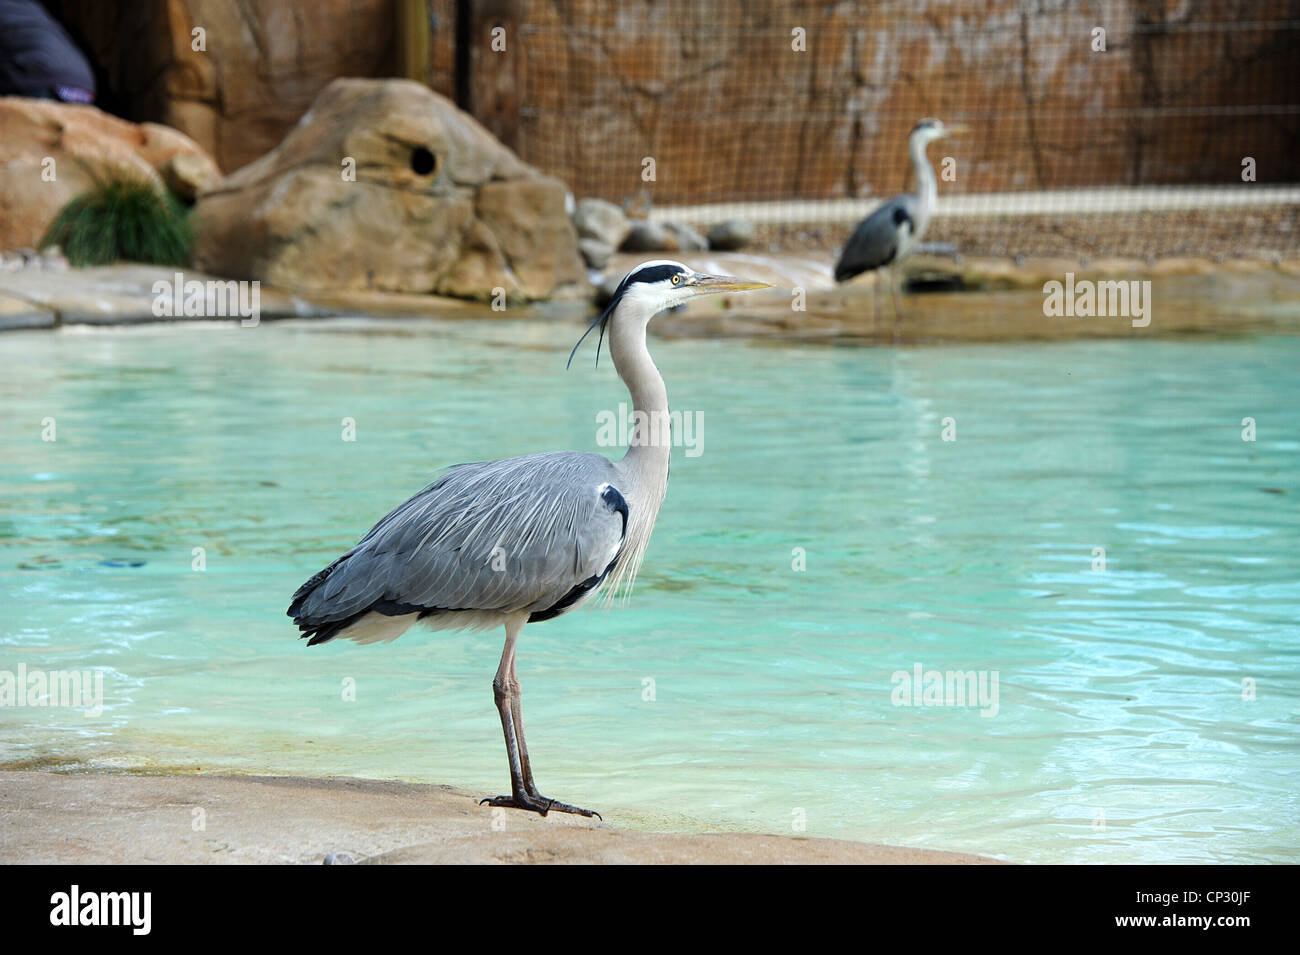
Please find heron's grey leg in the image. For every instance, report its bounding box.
[871,271,881,338]
[504,649,537,796]
[479,617,601,820]
[492,623,528,795]
[890,266,904,343]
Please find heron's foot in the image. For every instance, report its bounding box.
[479,792,602,820]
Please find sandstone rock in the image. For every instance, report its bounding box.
[0,96,220,250]
[578,238,614,270]
[191,79,587,301]
[573,198,630,249]
[475,177,583,298]
[159,152,221,201]
[435,216,507,301]
[707,218,755,251]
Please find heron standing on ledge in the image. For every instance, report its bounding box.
[834,118,966,334]
[288,260,769,819]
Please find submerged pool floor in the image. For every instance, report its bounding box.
[0,319,1296,863]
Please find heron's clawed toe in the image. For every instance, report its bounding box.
[539,798,602,820]
[479,793,601,820]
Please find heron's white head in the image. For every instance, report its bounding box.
[910,118,968,147]
[568,259,769,368]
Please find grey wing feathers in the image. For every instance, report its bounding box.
[289,451,628,642]
[834,194,915,281]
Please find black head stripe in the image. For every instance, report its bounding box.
[625,263,686,287]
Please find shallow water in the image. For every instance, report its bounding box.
[1,318,1297,863]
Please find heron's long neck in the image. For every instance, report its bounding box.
[910,137,938,233]
[605,309,670,597]
[610,310,670,479]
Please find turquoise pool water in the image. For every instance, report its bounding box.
[1,319,1297,863]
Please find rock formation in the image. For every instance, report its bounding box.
[191,78,587,301]
[0,96,220,250]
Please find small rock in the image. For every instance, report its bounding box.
[622,188,653,221]
[621,219,671,252]
[664,221,708,252]
[706,218,755,251]
[160,152,222,202]
[578,237,614,270]
[573,198,630,249]
[323,852,356,865]
[39,245,69,271]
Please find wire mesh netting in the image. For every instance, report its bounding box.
[469,0,1300,259]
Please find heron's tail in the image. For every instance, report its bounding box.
[287,555,355,646]
[289,554,429,646]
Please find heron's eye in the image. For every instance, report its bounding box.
[671,274,682,285]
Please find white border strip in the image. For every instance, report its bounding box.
[649,187,1300,226]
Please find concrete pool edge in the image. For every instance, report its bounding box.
[0,769,1003,865]
[3,256,1300,344]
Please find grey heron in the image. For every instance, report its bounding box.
[834,118,966,333]
[288,260,769,819]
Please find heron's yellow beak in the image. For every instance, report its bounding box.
[946,123,970,136]
[690,273,771,293]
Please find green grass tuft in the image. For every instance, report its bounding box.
[40,171,193,267]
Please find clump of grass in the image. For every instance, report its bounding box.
[41,169,193,267]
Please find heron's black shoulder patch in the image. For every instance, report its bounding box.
[892,205,912,228]
[527,484,627,624]
[599,483,629,534]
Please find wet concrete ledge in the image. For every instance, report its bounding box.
[0,770,1002,865]
[0,263,532,331]
[2,256,1299,343]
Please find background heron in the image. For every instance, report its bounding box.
[834,118,966,334]
[288,260,769,819]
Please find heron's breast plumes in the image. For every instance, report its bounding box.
[602,446,669,603]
